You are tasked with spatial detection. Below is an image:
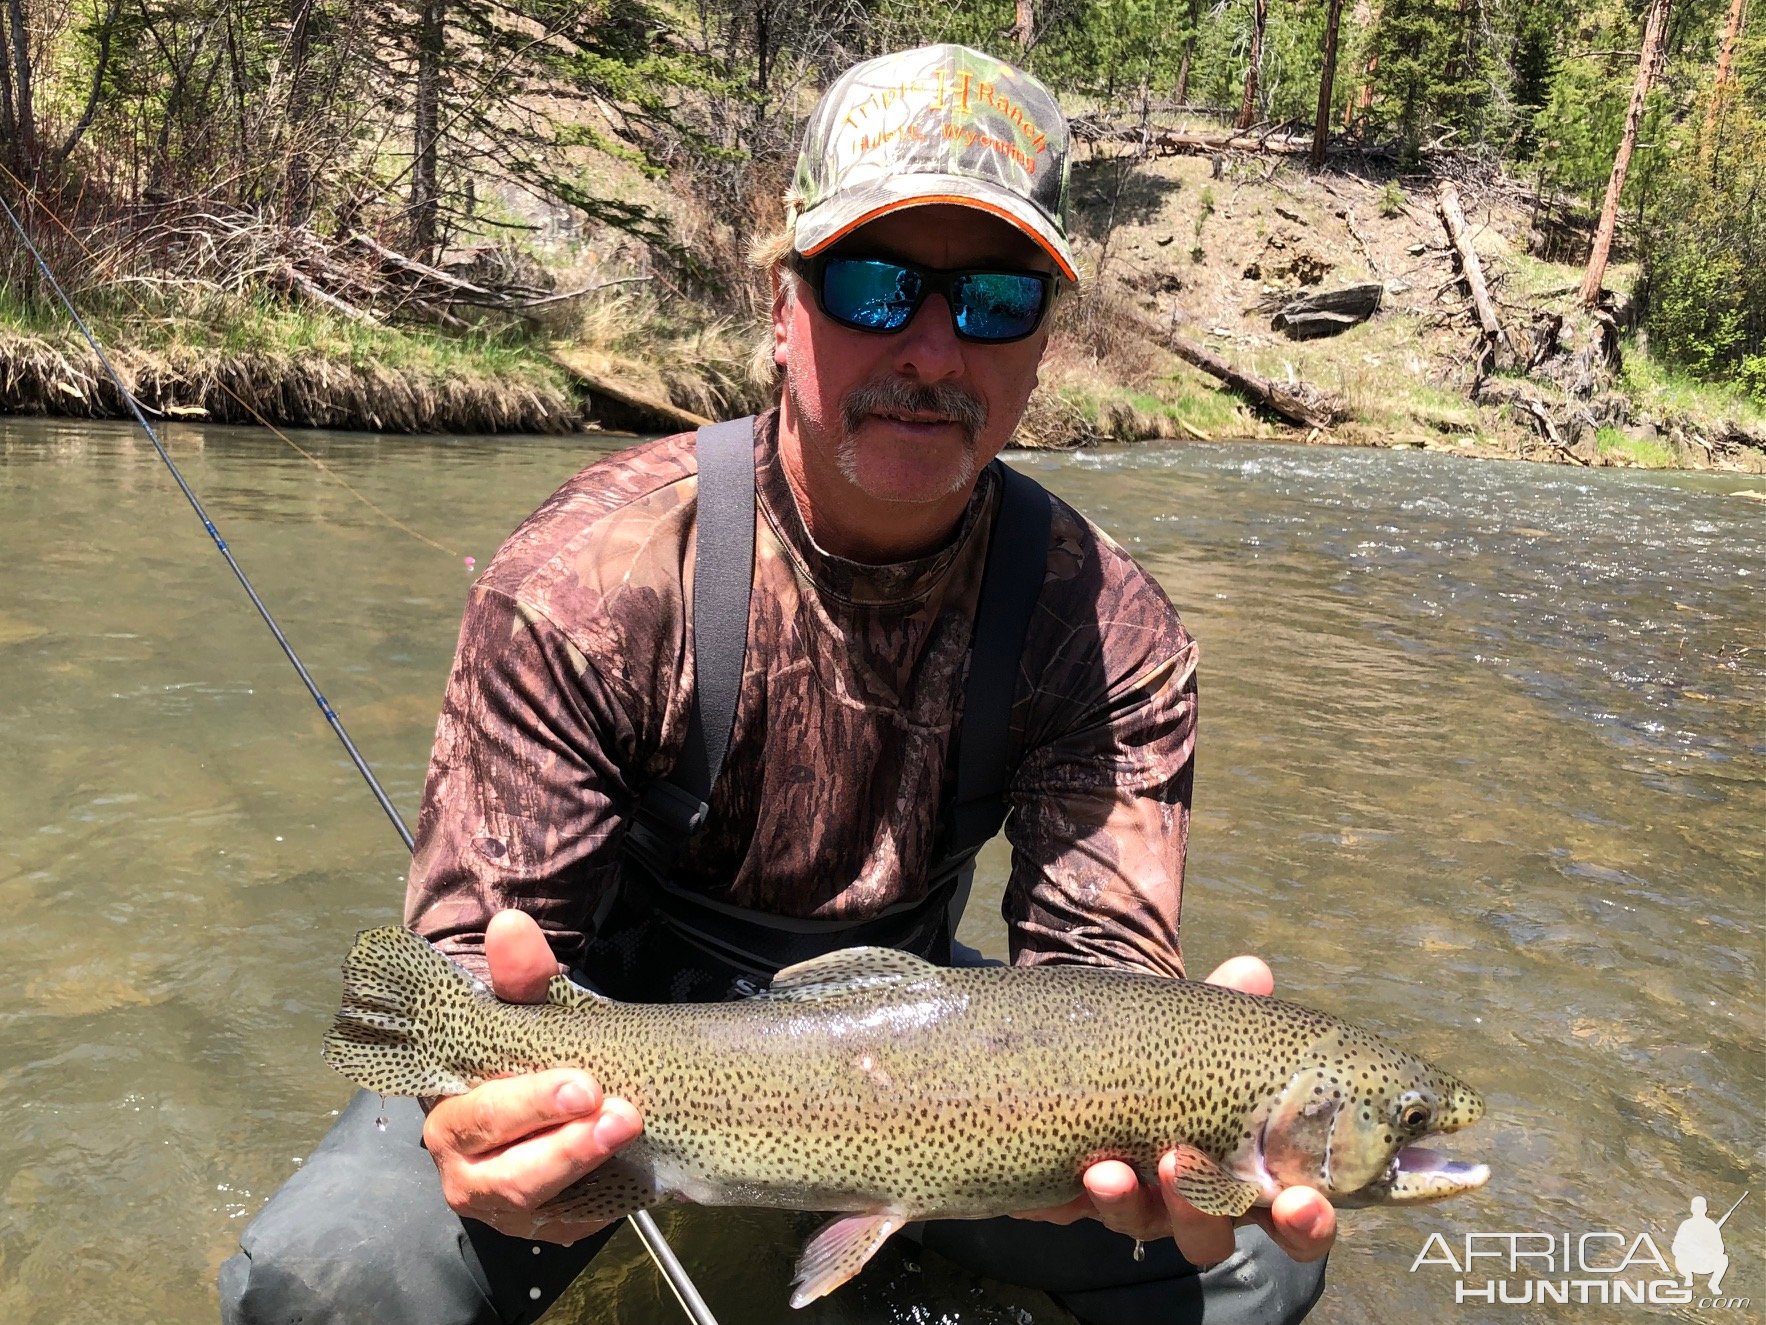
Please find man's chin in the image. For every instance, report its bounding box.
[838,439,977,505]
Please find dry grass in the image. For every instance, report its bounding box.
[567,282,773,421]
[0,329,578,433]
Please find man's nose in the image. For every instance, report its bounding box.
[890,293,964,382]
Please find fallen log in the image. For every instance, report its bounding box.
[275,263,381,324]
[1474,378,1592,465]
[549,347,713,433]
[1435,184,1514,373]
[1270,283,1384,339]
[350,231,503,300]
[1072,121,1319,157]
[1169,333,1343,429]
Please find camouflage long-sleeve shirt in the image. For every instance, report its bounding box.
[405,413,1197,982]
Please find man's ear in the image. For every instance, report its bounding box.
[770,266,793,369]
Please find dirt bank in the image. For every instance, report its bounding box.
[1025,148,1766,472]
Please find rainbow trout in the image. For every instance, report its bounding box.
[324,927,1489,1306]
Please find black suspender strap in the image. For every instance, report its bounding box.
[626,417,756,867]
[627,433,1051,890]
[948,460,1053,854]
[677,415,758,803]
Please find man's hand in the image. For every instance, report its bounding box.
[1013,954,1337,1267]
[421,910,643,1243]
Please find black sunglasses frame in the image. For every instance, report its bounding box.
[789,252,1056,345]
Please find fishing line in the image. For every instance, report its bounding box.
[0,189,722,1325]
[0,161,461,560]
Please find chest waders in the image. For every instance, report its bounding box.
[220,420,1328,1325]
[583,416,1052,1002]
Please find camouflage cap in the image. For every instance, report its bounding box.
[789,44,1077,281]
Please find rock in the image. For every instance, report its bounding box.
[1276,253,1332,286]
[1270,283,1384,340]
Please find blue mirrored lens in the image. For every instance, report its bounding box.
[951,273,1049,341]
[822,259,922,332]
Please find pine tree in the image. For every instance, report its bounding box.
[1581,0,1673,303]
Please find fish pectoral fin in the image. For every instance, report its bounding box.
[1165,1144,1261,1218]
[532,1157,663,1228]
[789,1213,905,1308]
[544,971,614,1010]
[762,947,939,1003]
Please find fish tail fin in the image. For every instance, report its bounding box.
[322,925,500,1098]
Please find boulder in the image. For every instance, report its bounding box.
[1270,283,1385,340]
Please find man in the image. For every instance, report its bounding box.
[220,43,1333,1325]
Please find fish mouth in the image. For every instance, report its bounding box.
[1342,1141,1490,1207]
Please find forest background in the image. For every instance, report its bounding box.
[0,0,1760,467]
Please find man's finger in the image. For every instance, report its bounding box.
[1156,1152,1238,1267]
[1202,954,1273,996]
[1009,1194,1093,1225]
[425,1069,604,1159]
[1083,1160,1169,1242]
[486,909,564,1004]
[446,1097,643,1216]
[1257,1185,1336,1263]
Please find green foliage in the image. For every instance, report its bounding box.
[1594,424,1676,466]
[1528,4,1639,203]
[1,0,1756,399]
[1740,355,1766,402]
[1365,0,1498,153]
[1639,28,1766,395]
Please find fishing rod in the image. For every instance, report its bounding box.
[0,189,721,1325]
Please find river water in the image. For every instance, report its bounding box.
[0,418,1759,1325]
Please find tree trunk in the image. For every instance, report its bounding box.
[1580,0,1671,306]
[1012,0,1035,50]
[1170,332,1341,428]
[0,20,18,169]
[1237,0,1268,129]
[409,0,447,259]
[1703,0,1748,151]
[1176,0,1201,102]
[283,0,317,221]
[1313,0,1346,165]
[1345,50,1377,134]
[4,0,36,177]
[54,0,121,166]
[1437,182,1514,371]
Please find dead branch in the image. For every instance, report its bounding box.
[275,263,380,324]
[1169,333,1344,428]
[1343,208,1383,277]
[1435,182,1514,373]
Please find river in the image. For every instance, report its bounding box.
[0,417,1759,1325]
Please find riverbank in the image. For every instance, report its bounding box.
[5,158,1763,468]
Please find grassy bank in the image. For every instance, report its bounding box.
[6,154,1765,468]
[0,289,579,434]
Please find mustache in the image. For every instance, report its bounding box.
[841,377,988,442]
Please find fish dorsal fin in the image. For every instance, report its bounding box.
[761,946,940,1002]
[545,972,614,1011]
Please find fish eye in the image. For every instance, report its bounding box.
[1395,1090,1434,1133]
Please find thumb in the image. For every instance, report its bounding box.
[486,909,564,1004]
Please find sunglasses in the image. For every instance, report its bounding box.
[791,253,1055,344]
